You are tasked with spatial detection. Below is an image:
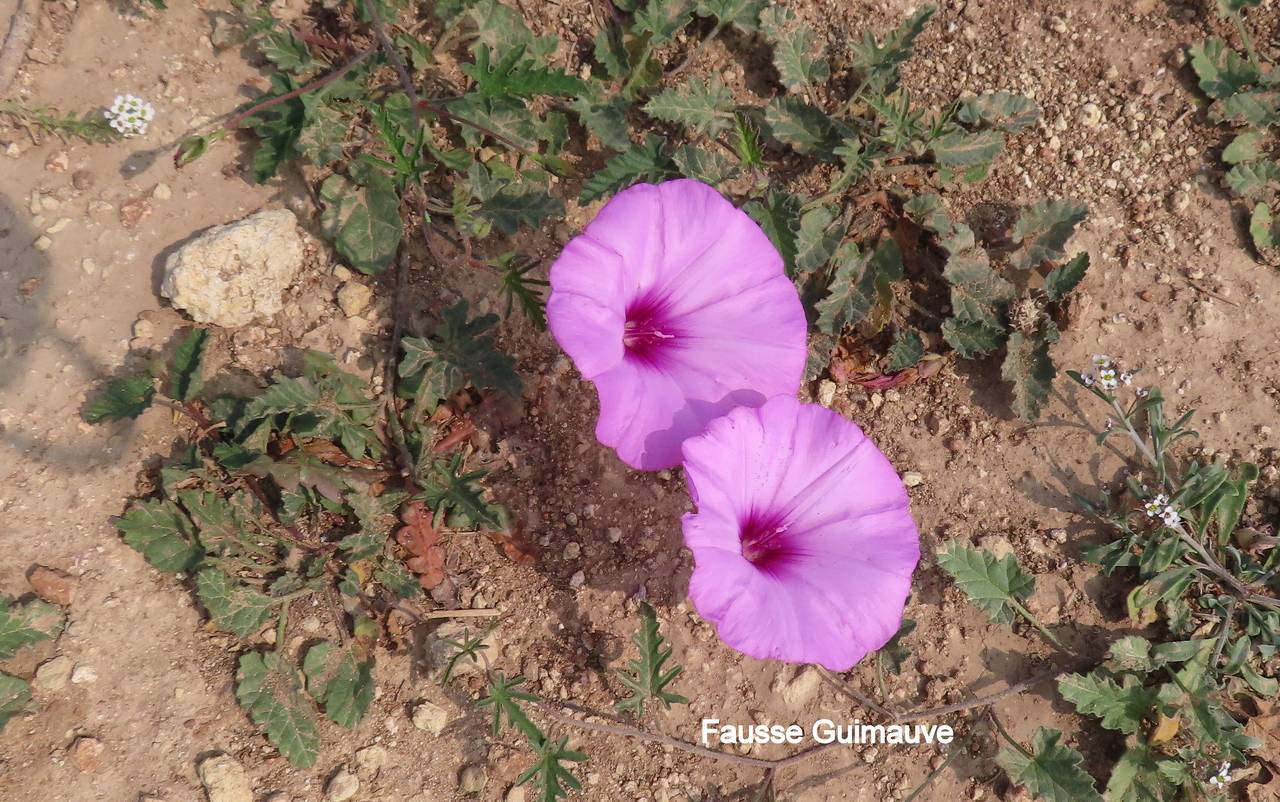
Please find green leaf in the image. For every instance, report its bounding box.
[670,144,739,186]
[931,128,1004,167]
[196,570,275,638]
[398,300,520,412]
[848,6,934,96]
[464,0,554,57]
[794,205,843,276]
[1216,0,1262,13]
[1250,202,1278,252]
[477,672,541,741]
[168,328,208,403]
[0,598,64,660]
[732,112,764,167]
[447,93,547,152]
[1058,671,1156,734]
[936,542,1034,625]
[744,191,800,276]
[235,651,320,767]
[302,641,376,729]
[478,182,564,236]
[116,500,203,572]
[82,375,155,423]
[176,134,208,167]
[1104,744,1172,802]
[318,171,402,275]
[643,78,735,138]
[1189,39,1259,100]
[518,735,588,801]
[815,239,903,335]
[943,249,1014,327]
[1213,90,1280,126]
[1002,331,1055,421]
[759,6,830,92]
[579,135,676,204]
[886,328,925,372]
[1105,636,1155,673]
[0,673,31,730]
[1010,199,1088,270]
[1043,252,1089,302]
[942,317,1006,358]
[634,0,693,44]
[245,77,308,183]
[419,454,507,531]
[996,728,1102,802]
[254,27,321,74]
[570,93,632,151]
[299,102,350,168]
[1222,130,1265,164]
[876,618,916,675]
[462,44,587,98]
[615,602,688,716]
[956,91,1041,132]
[764,97,839,157]
[1226,160,1280,198]
[695,0,767,32]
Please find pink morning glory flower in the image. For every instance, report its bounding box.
[547,179,807,471]
[680,395,920,670]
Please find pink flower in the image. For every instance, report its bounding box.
[680,396,920,670]
[547,179,807,471]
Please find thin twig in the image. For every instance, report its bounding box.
[817,666,896,718]
[1181,276,1241,308]
[225,46,377,130]
[892,659,1096,724]
[669,20,726,76]
[0,0,38,96]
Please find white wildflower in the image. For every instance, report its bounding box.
[104,94,155,137]
[1160,506,1181,527]
[1120,371,1134,386]
[1081,372,1096,387]
[1143,494,1168,517]
[1098,368,1119,391]
[1136,387,1150,398]
[1208,762,1231,789]
[1091,354,1112,369]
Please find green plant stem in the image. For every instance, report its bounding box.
[1108,397,1161,470]
[225,45,377,130]
[670,19,727,75]
[988,711,1032,759]
[1231,12,1260,68]
[619,41,655,97]
[903,719,980,802]
[1008,598,1069,652]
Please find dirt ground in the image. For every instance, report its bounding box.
[1,1,1278,801]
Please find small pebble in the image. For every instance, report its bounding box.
[71,664,98,684]
[326,768,359,802]
[901,471,924,488]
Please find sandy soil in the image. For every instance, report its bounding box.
[1,1,1278,801]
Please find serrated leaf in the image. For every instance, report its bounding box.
[570,93,632,151]
[302,641,376,729]
[0,673,31,730]
[1213,90,1280,126]
[83,375,155,423]
[0,598,64,660]
[579,135,676,204]
[478,182,564,236]
[236,652,319,767]
[518,735,588,802]
[116,500,203,572]
[1226,160,1280,198]
[942,317,1005,358]
[1104,744,1172,802]
[886,328,924,372]
[744,191,800,276]
[936,542,1034,625]
[319,171,402,275]
[398,300,520,412]
[298,103,350,169]
[670,144,739,186]
[635,0,693,43]
[419,454,507,531]
[1189,39,1259,100]
[695,0,766,32]
[615,602,688,716]
[944,249,1014,327]
[254,27,321,74]
[1222,130,1265,164]
[1010,199,1088,270]
[196,570,275,638]
[464,0,554,57]
[996,728,1102,802]
[760,6,830,92]
[1251,202,1278,251]
[876,619,916,675]
[168,328,208,403]
[1044,252,1089,302]
[956,91,1041,132]
[815,239,903,335]
[932,128,1004,167]
[463,44,587,99]
[848,6,934,96]
[1105,636,1154,673]
[178,490,256,555]
[1058,671,1156,734]
[794,205,843,275]
[764,97,839,157]
[373,558,421,599]
[1002,331,1055,421]
[246,76,308,184]
[644,78,735,138]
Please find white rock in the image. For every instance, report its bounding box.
[153,182,173,201]
[817,380,837,407]
[197,754,254,802]
[33,235,52,252]
[354,745,387,774]
[569,570,586,589]
[326,767,359,802]
[901,471,924,488]
[412,700,450,734]
[160,209,304,327]
[336,281,373,318]
[778,666,821,708]
[506,786,527,802]
[33,655,73,692]
[81,258,97,275]
[70,664,98,684]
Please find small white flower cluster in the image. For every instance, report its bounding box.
[1080,355,1135,393]
[104,94,155,137]
[1142,493,1181,527]
[1208,761,1231,789]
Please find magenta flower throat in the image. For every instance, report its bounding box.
[680,395,921,671]
[547,179,807,471]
